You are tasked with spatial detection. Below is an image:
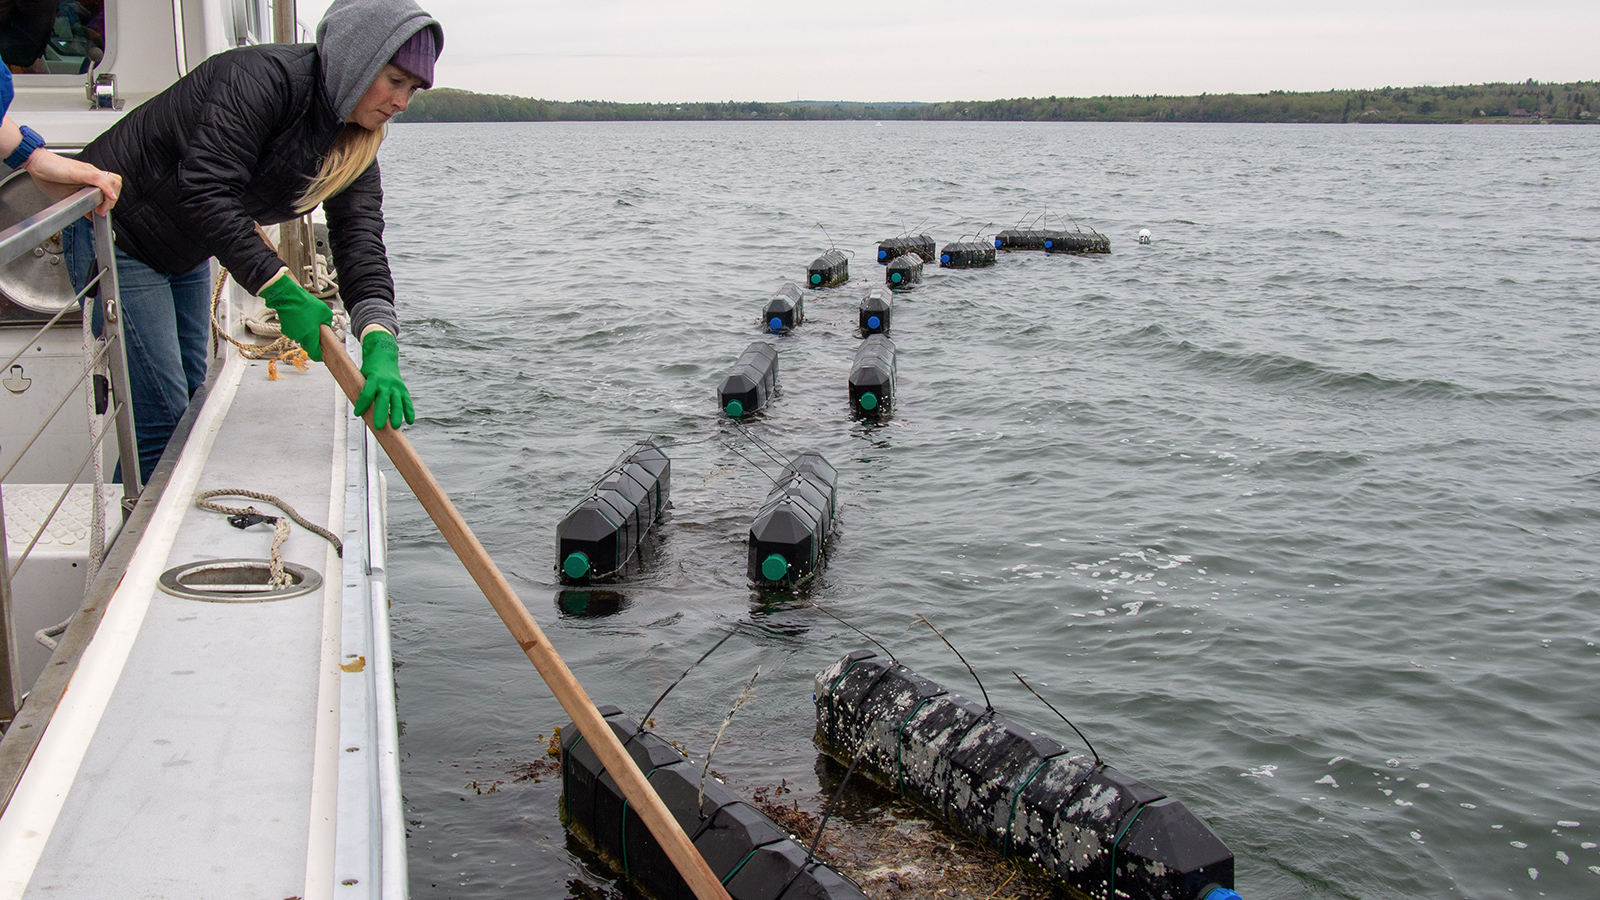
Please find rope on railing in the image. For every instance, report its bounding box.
[208,266,347,380]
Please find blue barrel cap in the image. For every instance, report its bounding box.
[1044,239,1053,248]
[859,392,878,411]
[725,399,744,417]
[994,237,1002,247]
[877,249,887,260]
[940,253,950,263]
[1201,889,1242,900]
[761,554,788,582]
[867,315,881,330]
[562,551,591,580]
[890,272,902,283]
[810,272,822,284]
[769,317,783,332]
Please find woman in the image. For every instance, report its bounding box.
[66,0,441,481]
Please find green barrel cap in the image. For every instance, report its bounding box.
[859,392,878,411]
[890,272,902,283]
[562,551,591,580]
[810,272,822,285]
[725,399,744,417]
[761,554,789,582]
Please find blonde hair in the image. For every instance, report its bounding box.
[296,123,387,213]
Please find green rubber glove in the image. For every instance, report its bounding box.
[355,328,414,430]
[259,269,333,361]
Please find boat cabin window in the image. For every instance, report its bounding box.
[230,0,268,46]
[1,0,105,75]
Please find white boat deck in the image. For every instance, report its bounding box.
[0,336,400,900]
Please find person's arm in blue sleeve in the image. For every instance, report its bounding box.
[0,62,121,214]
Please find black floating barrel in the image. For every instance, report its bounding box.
[556,441,671,583]
[994,228,1064,251]
[808,249,849,288]
[813,651,1239,900]
[939,241,996,268]
[748,451,838,586]
[1044,231,1112,254]
[859,287,892,336]
[560,706,867,900]
[762,281,804,332]
[877,233,936,264]
[849,335,896,416]
[886,253,922,289]
[717,341,778,418]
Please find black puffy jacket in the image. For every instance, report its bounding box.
[80,43,396,332]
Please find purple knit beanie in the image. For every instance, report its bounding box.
[389,25,439,88]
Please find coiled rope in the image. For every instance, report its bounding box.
[195,488,343,588]
[208,248,345,380]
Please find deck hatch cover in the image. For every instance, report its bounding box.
[158,557,322,601]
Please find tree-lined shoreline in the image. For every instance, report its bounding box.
[397,81,1596,125]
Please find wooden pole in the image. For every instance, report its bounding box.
[318,326,732,900]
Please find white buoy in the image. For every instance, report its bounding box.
[1138,228,1152,244]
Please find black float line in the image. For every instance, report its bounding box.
[1012,671,1101,766]
[654,432,724,449]
[804,600,897,664]
[627,629,740,746]
[915,614,992,713]
[718,439,777,484]
[730,418,789,468]
[778,737,873,900]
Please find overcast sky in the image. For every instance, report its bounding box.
[298,1,1597,103]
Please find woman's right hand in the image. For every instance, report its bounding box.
[24,150,122,215]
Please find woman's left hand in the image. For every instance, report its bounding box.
[24,150,122,215]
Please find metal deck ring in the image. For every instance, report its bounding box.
[157,557,323,602]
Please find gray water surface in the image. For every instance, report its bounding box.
[374,121,1600,900]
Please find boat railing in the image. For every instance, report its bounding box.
[0,187,139,724]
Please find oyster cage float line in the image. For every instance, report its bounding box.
[885,254,922,290]
[848,335,896,418]
[813,651,1240,900]
[994,228,1063,251]
[762,282,805,333]
[556,441,672,583]
[858,288,891,336]
[875,234,936,264]
[939,241,996,269]
[807,250,849,288]
[718,341,780,419]
[562,707,868,900]
[747,451,839,588]
[1044,231,1112,254]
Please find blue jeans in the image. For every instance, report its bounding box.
[64,219,212,483]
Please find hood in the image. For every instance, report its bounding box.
[316,0,444,122]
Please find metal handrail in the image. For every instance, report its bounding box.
[6,399,126,581]
[1,186,138,723]
[0,329,113,483]
[0,265,105,373]
[0,187,100,269]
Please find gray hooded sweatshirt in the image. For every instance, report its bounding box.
[317,0,444,123]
